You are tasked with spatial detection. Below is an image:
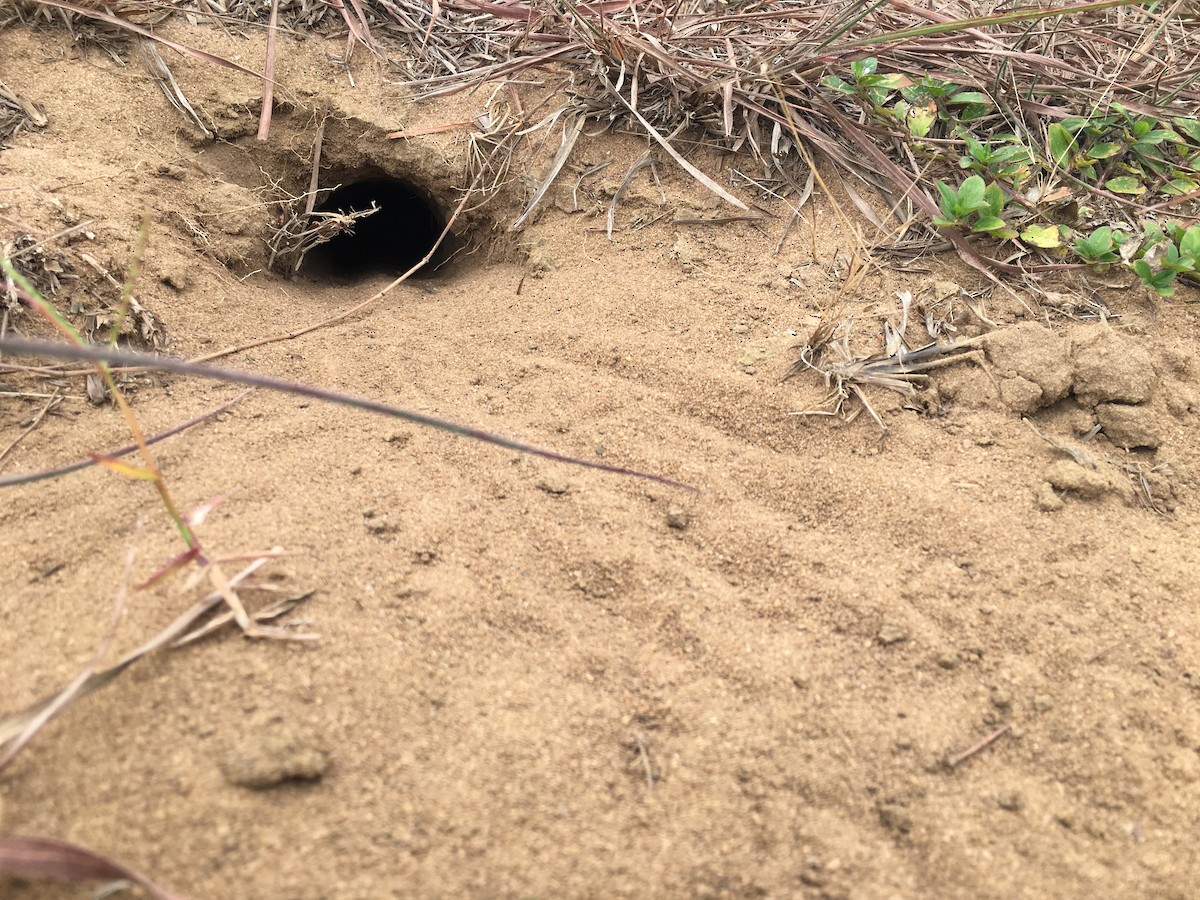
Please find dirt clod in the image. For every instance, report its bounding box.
[984,322,1073,412]
[221,718,329,790]
[1070,326,1158,406]
[1036,482,1065,511]
[1043,459,1127,501]
[1095,402,1163,449]
[536,475,571,495]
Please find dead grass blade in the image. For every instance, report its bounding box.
[0,337,696,491]
[787,303,987,431]
[0,549,131,774]
[598,68,748,212]
[27,0,263,79]
[173,589,315,647]
[0,554,281,752]
[256,0,280,140]
[0,81,47,145]
[139,39,212,139]
[608,150,652,239]
[512,113,585,230]
[0,836,187,900]
[0,391,249,487]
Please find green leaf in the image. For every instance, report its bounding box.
[1179,225,1200,260]
[1085,142,1124,160]
[1132,143,1167,165]
[905,104,936,138]
[821,75,855,95]
[1075,226,1111,254]
[1021,224,1062,248]
[1048,124,1076,169]
[992,144,1032,163]
[1105,176,1146,195]
[1173,118,1200,143]
[851,57,878,79]
[956,175,987,213]
[973,214,1008,234]
[947,91,990,105]
[961,133,986,160]
[874,74,911,91]
[936,181,959,220]
[1132,259,1176,295]
[1074,227,1118,263]
[1139,128,1177,145]
[983,182,1005,218]
[1161,177,1199,197]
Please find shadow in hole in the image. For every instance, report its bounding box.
[300,178,448,282]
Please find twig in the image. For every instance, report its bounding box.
[948,722,1012,768]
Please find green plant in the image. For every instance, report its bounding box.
[1130,223,1200,297]
[933,174,1017,239]
[900,76,992,123]
[959,132,1033,188]
[1073,226,1121,267]
[821,57,911,109]
[1050,105,1199,197]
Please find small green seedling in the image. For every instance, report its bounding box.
[822,57,911,109]
[1073,226,1121,267]
[1130,223,1200,296]
[959,133,1033,187]
[933,175,1017,239]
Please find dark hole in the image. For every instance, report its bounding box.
[300,178,448,281]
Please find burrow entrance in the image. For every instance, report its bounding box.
[298,175,456,282]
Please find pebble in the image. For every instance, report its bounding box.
[876,623,909,646]
[934,650,959,670]
[222,718,329,790]
[665,506,690,530]
[363,511,398,535]
[1034,694,1055,713]
[876,799,912,835]
[159,265,191,293]
[737,347,769,368]
[984,323,1073,412]
[536,476,571,495]
[998,793,1023,812]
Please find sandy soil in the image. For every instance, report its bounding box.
[2,20,1199,900]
